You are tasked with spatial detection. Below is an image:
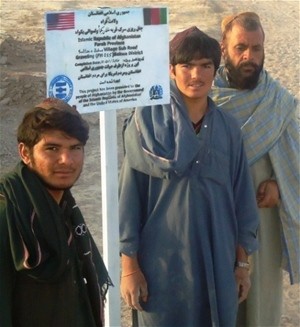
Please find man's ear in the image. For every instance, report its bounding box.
[169,64,176,80]
[220,41,226,57]
[19,143,31,165]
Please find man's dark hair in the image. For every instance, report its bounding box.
[17,98,89,148]
[169,26,221,72]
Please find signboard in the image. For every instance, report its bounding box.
[45,7,170,113]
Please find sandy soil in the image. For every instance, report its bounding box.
[0,1,299,326]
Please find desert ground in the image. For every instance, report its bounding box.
[0,0,299,326]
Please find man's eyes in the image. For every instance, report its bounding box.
[45,146,58,151]
[72,145,84,151]
[235,45,262,52]
[180,63,212,68]
[44,145,83,151]
[235,45,246,51]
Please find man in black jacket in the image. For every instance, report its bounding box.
[0,98,112,327]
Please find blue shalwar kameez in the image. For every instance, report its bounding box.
[119,81,259,327]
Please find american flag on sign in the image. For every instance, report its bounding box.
[46,12,75,31]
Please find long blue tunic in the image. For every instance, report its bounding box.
[119,81,259,326]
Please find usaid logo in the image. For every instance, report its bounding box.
[49,75,73,102]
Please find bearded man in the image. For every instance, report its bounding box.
[210,12,299,327]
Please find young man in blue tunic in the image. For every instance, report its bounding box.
[119,27,259,326]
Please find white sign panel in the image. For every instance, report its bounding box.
[45,7,170,113]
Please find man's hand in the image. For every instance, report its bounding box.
[256,179,280,208]
[120,269,148,311]
[120,254,148,311]
[235,267,251,303]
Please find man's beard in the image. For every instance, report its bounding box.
[224,56,264,90]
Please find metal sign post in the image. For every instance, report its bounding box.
[100,109,120,326]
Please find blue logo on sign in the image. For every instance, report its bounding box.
[149,85,163,100]
[49,75,73,102]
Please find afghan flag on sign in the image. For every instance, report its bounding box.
[143,8,167,25]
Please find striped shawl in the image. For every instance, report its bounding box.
[211,67,300,284]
